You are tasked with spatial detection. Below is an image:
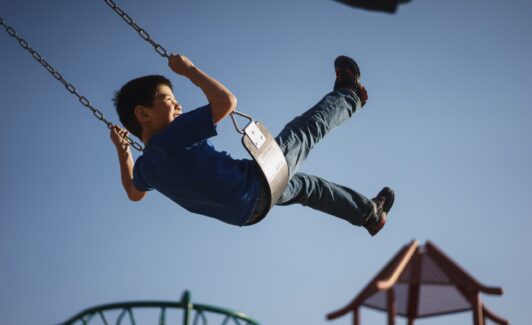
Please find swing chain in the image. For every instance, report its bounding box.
[0,17,144,152]
[102,1,255,137]
[103,0,169,58]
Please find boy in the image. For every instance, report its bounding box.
[111,54,394,236]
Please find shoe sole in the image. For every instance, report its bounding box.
[334,55,360,77]
[378,187,395,213]
[367,187,395,237]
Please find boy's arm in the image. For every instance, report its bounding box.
[168,54,237,125]
[110,126,147,202]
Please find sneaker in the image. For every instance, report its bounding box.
[334,55,361,91]
[364,187,395,236]
[334,55,367,106]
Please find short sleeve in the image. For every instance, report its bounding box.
[156,105,217,148]
[132,159,152,192]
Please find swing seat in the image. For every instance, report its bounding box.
[241,120,289,222]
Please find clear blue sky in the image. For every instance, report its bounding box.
[1,0,531,324]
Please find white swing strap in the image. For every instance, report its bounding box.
[233,111,289,216]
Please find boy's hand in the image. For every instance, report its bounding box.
[110,125,131,151]
[110,125,147,202]
[168,53,196,76]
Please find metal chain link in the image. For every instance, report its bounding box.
[103,0,169,58]
[0,17,144,151]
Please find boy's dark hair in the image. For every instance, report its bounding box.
[113,75,173,139]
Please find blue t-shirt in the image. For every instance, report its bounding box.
[133,105,260,226]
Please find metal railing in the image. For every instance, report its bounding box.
[59,291,260,325]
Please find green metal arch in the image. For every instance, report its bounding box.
[59,291,260,325]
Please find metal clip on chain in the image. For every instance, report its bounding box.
[0,17,144,152]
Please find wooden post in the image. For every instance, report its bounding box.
[406,250,422,324]
[353,307,360,325]
[471,292,484,325]
[387,288,396,325]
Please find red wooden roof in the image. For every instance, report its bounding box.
[327,240,509,324]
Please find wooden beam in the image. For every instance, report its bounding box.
[425,241,503,295]
[483,305,509,325]
[377,240,419,290]
[327,240,419,320]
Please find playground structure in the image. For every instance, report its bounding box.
[327,240,509,324]
[59,291,260,325]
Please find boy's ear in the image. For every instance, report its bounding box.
[134,105,150,123]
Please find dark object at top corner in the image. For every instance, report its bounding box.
[334,0,412,14]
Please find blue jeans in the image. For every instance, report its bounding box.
[274,89,374,226]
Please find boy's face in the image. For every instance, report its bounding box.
[145,84,182,131]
